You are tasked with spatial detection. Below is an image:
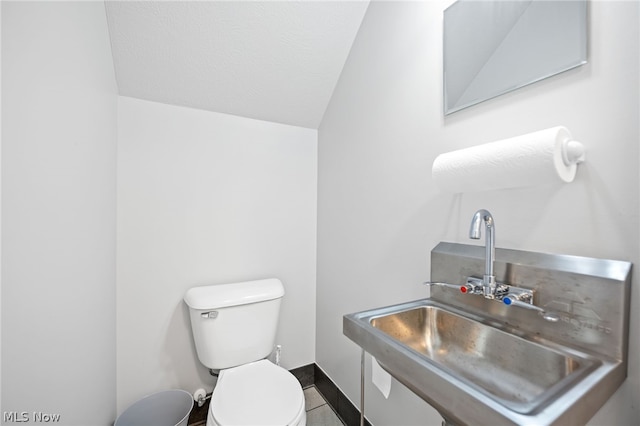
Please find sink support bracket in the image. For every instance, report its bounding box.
[360,349,365,426]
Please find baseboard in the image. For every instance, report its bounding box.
[313,364,372,426]
[290,363,315,388]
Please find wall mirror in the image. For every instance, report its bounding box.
[443,0,587,115]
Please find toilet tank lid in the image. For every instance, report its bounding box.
[184,278,285,310]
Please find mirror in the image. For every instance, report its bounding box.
[443,0,587,115]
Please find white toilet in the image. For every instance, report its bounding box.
[184,278,306,426]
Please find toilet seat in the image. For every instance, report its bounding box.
[209,359,306,426]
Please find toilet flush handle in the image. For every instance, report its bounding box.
[201,311,218,319]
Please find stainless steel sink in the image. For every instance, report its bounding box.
[343,242,632,426]
[367,302,598,414]
[344,298,618,425]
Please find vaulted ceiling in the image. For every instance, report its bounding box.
[105,1,369,129]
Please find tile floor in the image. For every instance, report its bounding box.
[304,386,345,426]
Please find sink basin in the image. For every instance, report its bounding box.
[344,298,622,425]
[343,243,630,425]
[368,304,597,414]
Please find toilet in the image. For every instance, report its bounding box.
[184,278,306,426]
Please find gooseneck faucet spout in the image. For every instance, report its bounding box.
[469,209,497,297]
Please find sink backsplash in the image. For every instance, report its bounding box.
[430,242,632,362]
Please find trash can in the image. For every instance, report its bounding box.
[115,389,193,426]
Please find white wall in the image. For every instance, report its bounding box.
[1,0,4,414]
[1,2,117,425]
[116,97,317,412]
[317,1,639,425]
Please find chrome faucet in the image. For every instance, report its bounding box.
[468,209,500,298]
[426,209,558,321]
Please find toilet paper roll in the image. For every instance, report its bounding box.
[372,357,392,399]
[432,126,585,193]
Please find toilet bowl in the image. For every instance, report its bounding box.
[184,279,306,426]
[208,360,305,426]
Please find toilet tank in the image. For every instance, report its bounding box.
[184,278,285,370]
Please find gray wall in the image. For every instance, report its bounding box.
[1,2,117,424]
[317,1,639,425]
